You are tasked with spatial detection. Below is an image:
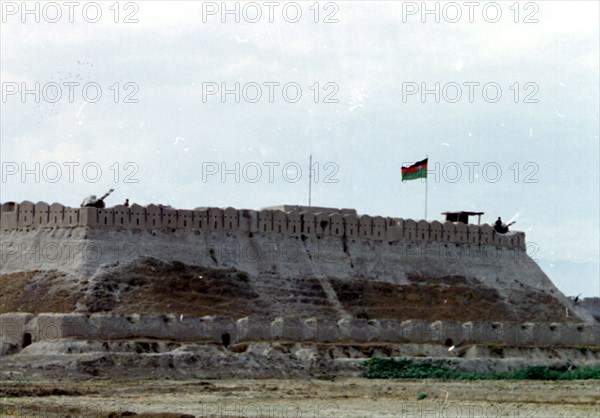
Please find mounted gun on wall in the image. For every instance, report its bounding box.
[80,189,114,209]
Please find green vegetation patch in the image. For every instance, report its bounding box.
[363,358,600,380]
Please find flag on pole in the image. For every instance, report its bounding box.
[401,158,428,181]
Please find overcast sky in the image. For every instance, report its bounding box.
[1,1,598,296]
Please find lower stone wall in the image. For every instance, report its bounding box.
[1,314,598,349]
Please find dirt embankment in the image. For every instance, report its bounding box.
[0,257,579,323]
[330,274,576,323]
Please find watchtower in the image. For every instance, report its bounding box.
[442,211,484,225]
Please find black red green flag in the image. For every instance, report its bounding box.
[402,158,428,181]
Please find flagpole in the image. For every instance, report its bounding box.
[425,154,428,220]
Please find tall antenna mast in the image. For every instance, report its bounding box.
[308,154,312,207]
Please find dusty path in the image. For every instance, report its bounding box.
[1,378,598,417]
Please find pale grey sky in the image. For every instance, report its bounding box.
[1,1,598,296]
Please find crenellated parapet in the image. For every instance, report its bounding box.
[1,313,597,347]
[0,201,526,249]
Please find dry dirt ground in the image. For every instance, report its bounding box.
[0,378,598,417]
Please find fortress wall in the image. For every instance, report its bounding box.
[401,319,431,343]
[455,223,468,243]
[330,213,344,237]
[177,209,193,229]
[130,204,146,228]
[224,207,238,231]
[373,216,386,240]
[403,219,416,241]
[417,220,429,243]
[513,323,537,345]
[386,217,402,241]
[33,202,50,227]
[237,317,273,342]
[494,230,524,248]
[442,222,456,243]
[359,214,373,238]
[316,213,329,236]
[344,214,359,238]
[113,205,129,228]
[430,221,442,241]
[338,318,381,342]
[481,224,493,245]
[430,320,466,345]
[17,201,35,228]
[581,324,600,345]
[516,232,526,250]
[146,205,162,228]
[387,225,403,241]
[207,207,220,231]
[258,209,272,234]
[376,319,403,342]
[459,322,600,346]
[461,322,503,344]
[2,313,598,347]
[309,318,341,342]
[7,314,240,343]
[263,318,316,341]
[195,209,209,231]
[163,207,177,229]
[302,212,317,235]
[273,210,288,234]
[1,202,18,229]
[48,203,65,226]
[0,313,34,343]
[288,211,301,235]
[65,207,79,227]
[33,313,92,341]
[532,323,562,346]
[498,323,524,345]
[468,224,480,244]
[79,207,97,226]
[96,207,114,227]
[246,209,259,233]
[0,201,525,250]
[318,212,331,236]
